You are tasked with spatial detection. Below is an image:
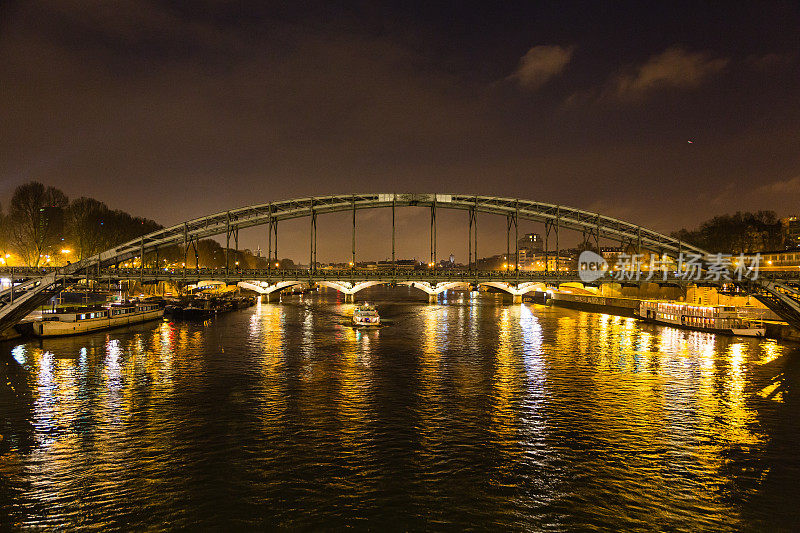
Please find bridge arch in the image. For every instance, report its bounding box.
[480,281,547,296]
[90,193,707,267]
[315,280,471,300]
[315,280,386,295]
[237,280,302,295]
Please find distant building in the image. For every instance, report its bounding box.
[517,233,543,253]
[782,217,800,249]
[39,205,65,240]
[600,246,623,263]
[518,252,572,271]
[747,250,800,271]
[375,259,419,270]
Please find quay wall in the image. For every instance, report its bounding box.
[535,290,800,343]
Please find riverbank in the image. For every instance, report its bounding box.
[535,291,800,342]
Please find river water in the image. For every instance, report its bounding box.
[2,288,800,530]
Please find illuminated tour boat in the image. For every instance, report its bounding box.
[352,303,380,327]
[18,301,164,338]
[636,300,766,337]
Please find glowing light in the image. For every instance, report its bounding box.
[11,345,26,365]
[61,249,71,254]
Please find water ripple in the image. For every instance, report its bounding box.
[1,289,800,530]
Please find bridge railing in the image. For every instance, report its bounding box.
[100,267,592,279]
[0,266,799,282]
[78,267,691,283]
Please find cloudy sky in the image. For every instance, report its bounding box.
[1,1,798,261]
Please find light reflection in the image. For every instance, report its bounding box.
[335,310,372,452]
[11,344,26,365]
[757,340,783,366]
[0,294,792,529]
[491,308,517,440]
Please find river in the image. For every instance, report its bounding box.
[2,287,799,530]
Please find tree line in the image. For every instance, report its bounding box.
[671,211,786,254]
[0,182,162,266]
[0,181,274,269]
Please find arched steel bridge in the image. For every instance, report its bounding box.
[0,193,799,333]
[94,193,708,266]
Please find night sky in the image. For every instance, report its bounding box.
[2,1,798,262]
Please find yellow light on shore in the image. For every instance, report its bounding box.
[61,249,71,254]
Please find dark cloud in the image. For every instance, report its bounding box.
[613,47,729,99]
[506,45,575,90]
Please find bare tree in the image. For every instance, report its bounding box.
[0,203,10,262]
[9,182,69,266]
[66,197,108,260]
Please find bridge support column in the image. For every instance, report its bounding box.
[512,294,522,304]
[428,293,437,304]
[345,293,355,303]
[263,291,279,303]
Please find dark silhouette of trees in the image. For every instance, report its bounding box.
[0,204,10,260]
[4,181,298,269]
[9,182,68,266]
[66,197,107,260]
[100,209,161,249]
[66,197,163,262]
[4,182,163,265]
[672,211,784,253]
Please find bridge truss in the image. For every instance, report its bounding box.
[0,193,799,333]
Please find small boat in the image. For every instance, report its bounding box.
[17,301,164,338]
[353,303,380,327]
[636,300,766,337]
[180,305,216,320]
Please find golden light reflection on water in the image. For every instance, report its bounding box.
[491,308,517,440]
[252,302,287,423]
[335,314,373,451]
[417,305,447,455]
[1,298,797,530]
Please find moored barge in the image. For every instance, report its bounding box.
[17,302,163,338]
[636,300,765,337]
